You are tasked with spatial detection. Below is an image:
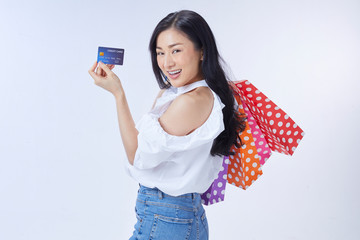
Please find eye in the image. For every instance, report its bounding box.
[172,49,181,54]
[156,52,164,56]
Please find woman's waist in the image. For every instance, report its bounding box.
[137,184,202,207]
[139,184,200,199]
[136,184,206,217]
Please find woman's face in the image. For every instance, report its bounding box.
[156,28,203,88]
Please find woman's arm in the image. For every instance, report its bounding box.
[88,61,138,165]
[114,93,138,165]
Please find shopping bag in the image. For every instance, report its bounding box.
[234,80,305,155]
[201,80,305,205]
[200,156,229,205]
[226,91,268,190]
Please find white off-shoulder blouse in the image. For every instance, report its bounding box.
[125,79,225,196]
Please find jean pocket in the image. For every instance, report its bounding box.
[150,214,193,240]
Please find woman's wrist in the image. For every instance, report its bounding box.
[113,89,126,101]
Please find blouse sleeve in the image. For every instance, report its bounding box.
[131,99,225,170]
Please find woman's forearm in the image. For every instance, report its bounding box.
[114,93,138,165]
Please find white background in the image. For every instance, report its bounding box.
[1,0,359,239]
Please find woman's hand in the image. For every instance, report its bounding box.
[88,61,123,98]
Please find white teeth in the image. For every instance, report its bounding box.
[169,69,181,75]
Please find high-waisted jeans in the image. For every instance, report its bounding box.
[129,184,209,240]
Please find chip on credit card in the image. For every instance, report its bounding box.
[97,46,124,65]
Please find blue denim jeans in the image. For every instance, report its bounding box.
[129,184,209,240]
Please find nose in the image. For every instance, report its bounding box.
[164,54,175,69]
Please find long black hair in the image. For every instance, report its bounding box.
[149,10,246,157]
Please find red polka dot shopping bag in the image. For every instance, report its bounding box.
[201,80,305,205]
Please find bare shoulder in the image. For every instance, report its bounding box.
[171,86,214,117]
[187,86,213,102]
[159,87,214,136]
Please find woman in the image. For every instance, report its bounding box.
[88,10,245,240]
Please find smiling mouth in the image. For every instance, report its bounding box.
[167,69,182,80]
[168,69,182,75]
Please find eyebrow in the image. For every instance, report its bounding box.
[156,43,183,50]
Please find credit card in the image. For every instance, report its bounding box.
[97,46,124,65]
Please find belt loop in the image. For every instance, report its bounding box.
[158,189,163,199]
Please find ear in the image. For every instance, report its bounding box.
[200,48,204,61]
